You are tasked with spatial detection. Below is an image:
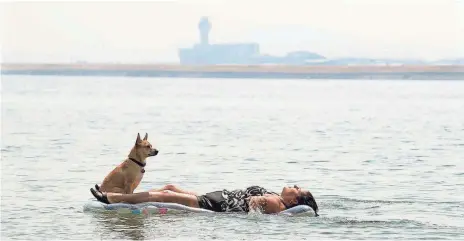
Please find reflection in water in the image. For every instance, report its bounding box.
[91,212,147,240]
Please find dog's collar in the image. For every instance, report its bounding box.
[129,157,146,173]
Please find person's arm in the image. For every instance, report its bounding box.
[248,195,282,214]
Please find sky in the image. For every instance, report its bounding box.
[2,0,464,63]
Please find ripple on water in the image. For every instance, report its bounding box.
[2,76,464,240]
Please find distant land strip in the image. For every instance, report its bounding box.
[2,63,464,80]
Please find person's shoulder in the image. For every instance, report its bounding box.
[263,195,285,214]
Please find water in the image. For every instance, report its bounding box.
[1,75,464,240]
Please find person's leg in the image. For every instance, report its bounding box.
[148,184,197,195]
[95,183,197,195]
[90,188,200,208]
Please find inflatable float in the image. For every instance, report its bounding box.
[83,200,316,217]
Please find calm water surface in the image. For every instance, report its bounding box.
[1,75,464,240]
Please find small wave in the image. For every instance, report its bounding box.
[1,145,22,152]
[326,217,424,227]
[312,160,329,163]
[244,158,259,162]
[320,216,464,230]
[286,161,298,164]
[10,132,33,135]
[323,196,463,205]
[68,169,88,173]
[440,164,456,167]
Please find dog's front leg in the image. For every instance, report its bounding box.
[124,176,135,194]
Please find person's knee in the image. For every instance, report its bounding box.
[164,184,177,191]
[152,191,177,202]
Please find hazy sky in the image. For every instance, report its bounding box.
[2,0,464,63]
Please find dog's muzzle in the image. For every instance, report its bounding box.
[150,149,159,156]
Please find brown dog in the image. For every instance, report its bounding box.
[96,133,158,194]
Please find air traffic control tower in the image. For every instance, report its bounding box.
[178,17,260,65]
[198,17,211,46]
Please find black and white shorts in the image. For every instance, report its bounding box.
[196,191,227,212]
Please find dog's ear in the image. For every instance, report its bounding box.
[143,133,148,141]
[135,133,142,145]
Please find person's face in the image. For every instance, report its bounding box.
[281,185,303,206]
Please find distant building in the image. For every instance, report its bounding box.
[178,17,326,65]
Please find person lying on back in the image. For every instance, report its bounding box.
[90,183,319,215]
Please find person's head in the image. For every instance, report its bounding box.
[280,185,319,216]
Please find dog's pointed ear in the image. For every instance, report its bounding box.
[135,133,142,145]
[143,133,148,141]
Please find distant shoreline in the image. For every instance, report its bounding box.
[2,63,464,80]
